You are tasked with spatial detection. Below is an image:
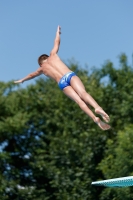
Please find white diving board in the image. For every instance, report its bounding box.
[91,176,133,187]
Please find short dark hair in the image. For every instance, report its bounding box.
[38,54,49,65]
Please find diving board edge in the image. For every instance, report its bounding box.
[91,176,133,187]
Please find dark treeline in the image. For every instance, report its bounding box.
[1,54,133,199]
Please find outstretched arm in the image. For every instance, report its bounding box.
[14,68,43,84]
[50,25,61,55]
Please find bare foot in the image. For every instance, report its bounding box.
[94,117,111,130]
[95,107,110,123]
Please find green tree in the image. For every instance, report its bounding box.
[0,63,108,199]
[98,125,133,200]
[0,54,133,199]
[97,54,133,199]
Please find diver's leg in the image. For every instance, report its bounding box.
[70,76,110,123]
[63,86,110,130]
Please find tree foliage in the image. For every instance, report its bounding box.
[0,54,133,199]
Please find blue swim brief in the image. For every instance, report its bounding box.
[58,71,76,90]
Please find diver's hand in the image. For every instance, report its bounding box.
[14,79,23,84]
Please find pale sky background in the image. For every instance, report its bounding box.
[0,0,133,87]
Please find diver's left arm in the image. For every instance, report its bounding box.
[14,68,43,84]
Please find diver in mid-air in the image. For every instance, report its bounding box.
[14,26,110,130]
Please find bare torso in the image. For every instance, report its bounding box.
[41,54,72,83]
